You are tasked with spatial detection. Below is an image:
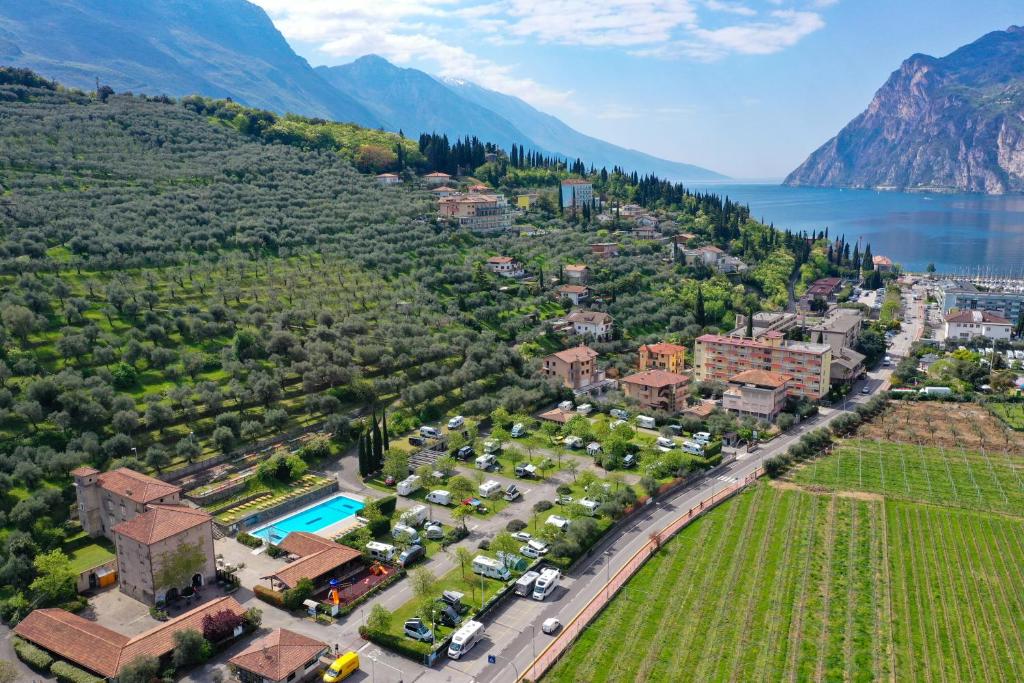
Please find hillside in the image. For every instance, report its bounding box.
[785,26,1024,194]
[0,0,379,126]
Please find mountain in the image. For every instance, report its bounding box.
[445,78,727,181]
[0,0,379,126]
[0,0,723,180]
[316,56,536,153]
[785,26,1024,194]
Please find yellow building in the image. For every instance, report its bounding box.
[638,342,687,374]
[517,193,538,209]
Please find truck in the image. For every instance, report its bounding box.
[447,620,485,660]
[478,480,502,499]
[397,475,422,496]
[514,570,540,596]
[532,568,560,601]
[472,555,511,580]
[399,505,428,528]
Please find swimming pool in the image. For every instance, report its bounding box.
[250,494,364,544]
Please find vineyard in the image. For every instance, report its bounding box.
[546,402,1024,682]
[988,401,1024,431]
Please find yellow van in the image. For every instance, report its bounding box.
[323,651,359,682]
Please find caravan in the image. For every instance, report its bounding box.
[514,571,540,596]
[472,555,511,580]
[399,505,428,528]
[478,480,502,499]
[365,541,396,562]
[426,490,452,506]
[447,620,485,660]
[636,415,656,429]
[397,475,422,496]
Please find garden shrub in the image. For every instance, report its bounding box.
[13,636,53,671]
[375,495,398,517]
[235,532,262,548]
[253,584,285,608]
[50,661,103,683]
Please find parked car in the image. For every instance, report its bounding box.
[419,426,441,439]
[408,436,425,447]
[440,590,469,614]
[656,436,676,451]
[623,453,637,468]
[504,484,522,501]
[398,544,425,567]
[861,385,871,394]
[542,618,561,635]
[435,603,462,627]
[511,422,526,438]
[447,415,465,430]
[455,445,475,460]
[610,408,629,419]
[404,618,433,642]
[512,531,532,543]
[520,544,542,559]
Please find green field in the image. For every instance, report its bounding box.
[547,432,1024,682]
[792,439,1024,515]
[989,402,1024,431]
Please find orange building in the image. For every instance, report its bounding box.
[694,332,831,400]
[638,342,686,373]
[620,369,689,414]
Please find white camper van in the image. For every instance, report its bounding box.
[365,541,396,562]
[636,415,656,429]
[399,505,428,528]
[397,475,422,496]
[478,480,502,499]
[532,568,560,601]
[426,490,452,506]
[447,620,485,660]
[514,571,540,596]
[472,555,511,581]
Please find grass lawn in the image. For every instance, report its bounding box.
[67,541,115,574]
[547,480,1024,682]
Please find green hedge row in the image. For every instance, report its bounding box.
[253,584,285,608]
[51,660,104,683]
[13,636,53,671]
[376,495,397,516]
[236,532,263,548]
[359,627,431,661]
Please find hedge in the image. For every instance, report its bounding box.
[51,660,104,683]
[253,584,285,608]
[376,495,397,517]
[703,439,723,457]
[337,568,406,617]
[359,627,431,661]
[13,636,53,671]
[236,532,263,548]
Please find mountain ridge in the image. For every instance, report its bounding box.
[784,25,1024,194]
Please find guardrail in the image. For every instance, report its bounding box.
[517,466,764,682]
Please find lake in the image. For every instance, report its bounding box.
[689,183,1024,275]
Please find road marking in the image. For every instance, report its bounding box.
[358,642,372,653]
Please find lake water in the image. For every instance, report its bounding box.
[690,183,1024,275]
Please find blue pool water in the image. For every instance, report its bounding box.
[251,494,364,543]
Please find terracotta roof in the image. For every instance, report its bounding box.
[684,401,716,418]
[538,408,572,424]
[94,467,181,504]
[729,369,792,389]
[621,369,689,388]
[71,466,99,477]
[564,264,588,272]
[558,285,589,294]
[263,545,361,589]
[945,309,1011,325]
[640,342,686,356]
[561,178,592,185]
[566,310,612,325]
[113,504,211,545]
[873,255,893,266]
[14,597,245,679]
[488,256,514,263]
[549,345,598,364]
[699,245,724,254]
[14,609,129,678]
[277,531,337,558]
[424,172,451,178]
[430,186,458,192]
[230,628,328,681]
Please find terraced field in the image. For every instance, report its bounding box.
[792,439,1024,515]
[546,427,1024,682]
[988,401,1024,431]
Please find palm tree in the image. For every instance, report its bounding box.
[566,460,580,482]
[455,546,473,580]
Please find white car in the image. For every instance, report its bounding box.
[520,544,542,559]
[542,618,561,635]
[447,415,465,430]
[511,531,532,543]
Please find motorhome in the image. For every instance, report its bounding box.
[514,571,540,596]
[610,408,629,419]
[419,426,442,439]
[682,440,705,455]
[475,453,497,470]
[636,415,656,429]
[483,440,501,454]
[400,505,428,528]
[563,436,583,449]
[472,555,511,580]
[511,422,526,438]
[478,480,502,499]
[447,621,485,660]
[365,541,396,562]
[392,524,421,544]
[546,515,570,532]
[558,400,574,411]
[587,442,602,456]
[447,415,465,430]
[426,490,452,505]
[656,436,676,451]
[576,403,593,415]
[397,475,422,496]
[579,498,600,516]
[532,568,560,601]
[920,386,953,396]
[692,432,712,444]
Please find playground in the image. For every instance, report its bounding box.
[324,562,398,609]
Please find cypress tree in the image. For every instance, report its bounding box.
[371,410,384,467]
[381,410,389,450]
[695,286,706,327]
[746,309,755,339]
[358,432,370,477]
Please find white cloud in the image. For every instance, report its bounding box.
[691,10,826,55]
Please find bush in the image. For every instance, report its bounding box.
[253,584,285,608]
[376,495,398,517]
[12,637,53,671]
[283,577,314,610]
[555,484,573,496]
[266,544,287,559]
[235,532,263,548]
[764,455,791,478]
[172,628,212,668]
[533,500,553,513]
[50,661,104,683]
[703,439,722,457]
[202,608,244,643]
[359,626,432,659]
[505,519,527,532]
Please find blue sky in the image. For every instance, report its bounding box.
[253,1,1023,178]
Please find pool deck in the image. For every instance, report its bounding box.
[250,491,370,542]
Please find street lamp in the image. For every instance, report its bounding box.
[367,652,403,683]
[604,550,613,599]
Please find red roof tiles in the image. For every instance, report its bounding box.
[621,369,689,389]
[112,504,211,545]
[229,628,327,681]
